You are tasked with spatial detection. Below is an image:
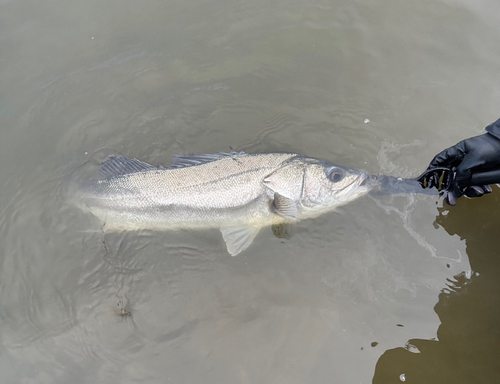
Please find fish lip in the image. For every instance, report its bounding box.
[357,172,369,187]
[335,171,369,194]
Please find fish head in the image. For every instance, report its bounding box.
[301,160,371,212]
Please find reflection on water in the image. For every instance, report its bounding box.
[373,192,500,384]
[1,0,500,383]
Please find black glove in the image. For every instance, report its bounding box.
[427,119,500,205]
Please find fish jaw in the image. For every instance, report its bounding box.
[335,171,371,204]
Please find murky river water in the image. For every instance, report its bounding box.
[2,0,500,383]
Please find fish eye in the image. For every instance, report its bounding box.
[328,167,344,182]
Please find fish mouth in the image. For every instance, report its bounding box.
[344,171,368,190]
[357,172,368,186]
[336,171,369,194]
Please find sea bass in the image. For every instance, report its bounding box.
[74,152,371,255]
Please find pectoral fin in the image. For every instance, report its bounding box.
[220,226,260,256]
[273,193,297,219]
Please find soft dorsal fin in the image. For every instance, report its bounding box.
[100,156,157,178]
[171,151,245,168]
[220,225,260,256]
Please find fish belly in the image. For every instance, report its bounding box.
[86,193,278,231]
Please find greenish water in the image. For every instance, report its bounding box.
[1,0,500,383]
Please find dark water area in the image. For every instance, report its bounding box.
[1,0,500,383]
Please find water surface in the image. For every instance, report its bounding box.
[1,0,500,383]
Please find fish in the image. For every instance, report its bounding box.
[72,152,371,256]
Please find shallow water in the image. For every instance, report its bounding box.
[1,0,500,383]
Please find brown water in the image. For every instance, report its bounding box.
[1,0,500,383]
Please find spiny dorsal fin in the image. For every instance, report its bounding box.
[171,151,245,168]
[100,156,157,178]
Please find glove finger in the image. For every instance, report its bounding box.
[483,185,493,194]
[428,142,465,169]
[453,164,472,198]
[444,190,458,206]
[463,186,485,198]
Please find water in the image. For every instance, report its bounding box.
[1,0,500,383]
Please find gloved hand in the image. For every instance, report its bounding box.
[427,119,500,205]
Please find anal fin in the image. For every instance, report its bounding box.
[220,226,260,256]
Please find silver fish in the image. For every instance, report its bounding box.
[73,152,370,255]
